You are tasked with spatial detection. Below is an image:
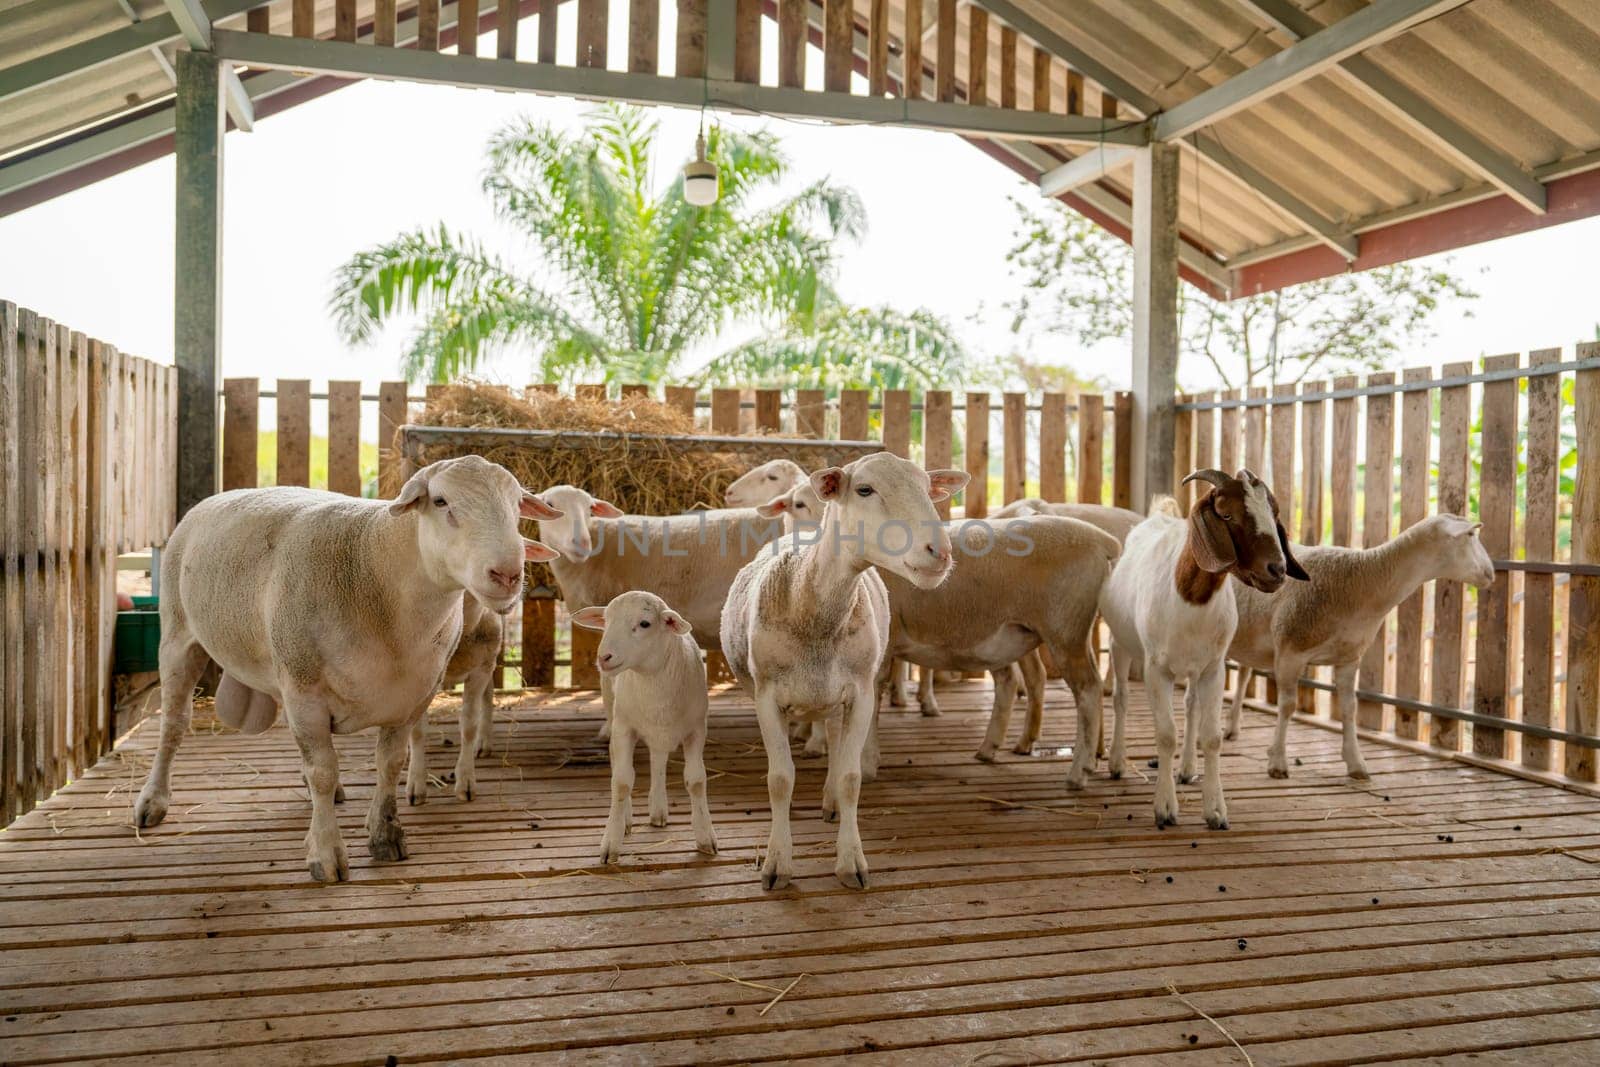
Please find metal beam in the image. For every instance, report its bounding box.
[1230,0,1544,214]
[1154,0,1472,142]
[0,0,261,104]
[973,0,1358,261]
[212,29,1148,145]
[1038,146,1136,198]
[161,0,254,131]
[174,49,224,517]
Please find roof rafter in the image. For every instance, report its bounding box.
[973,0,1359,262]
[1038,145,1136,198]
[1231,0,1545,215]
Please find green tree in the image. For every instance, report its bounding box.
[330,105,962,390]
[1005,199,1478,390]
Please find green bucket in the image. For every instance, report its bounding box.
[114,596,161,674]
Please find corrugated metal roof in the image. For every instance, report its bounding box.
[3,1,1599,293]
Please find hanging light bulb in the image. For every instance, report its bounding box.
[682,130,718,207]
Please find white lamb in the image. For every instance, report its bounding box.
[1099,469,1305,830]
[722,452,968,890]
[132,456,560,882]
[573,591,718,862]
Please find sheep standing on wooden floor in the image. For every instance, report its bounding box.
[132,456,562,882]
[1099,469,1306,830]
[572,591,718,863]
[723,452,968,890]
[1214,513,1495,781]
[408,592,504,805]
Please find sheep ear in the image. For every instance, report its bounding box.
[590,499,624,519]
[1187,494,1237,573]
[756,495,791,519]
[811,466,848,501]
[523,538,560,562]
[571,607,607,631]
[927,469,970,503]
[389,469,430,514]
[1277,522,1310,580]
[661,610,692,635]
[520,492,562,520]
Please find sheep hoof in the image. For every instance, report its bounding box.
[368,827,408,863]
[455,784,474,804]
[1012,743,1034,756]
[974,747,997,763]
[133,791,168,829]
[1146,757,1159,769]
[821,806,839,824]
[696,836,719,857]
[307,846,350,884]
[1223,728,1238,742]
[798,745,824,760]
[1178,772,1195,786]
[1348,765,1371,781]
[1154,811,1179,829]
[835,854,869,890]
[920,702,941,718]
[760,859,792,891]
[650,812,668,829]
[1267,766,1290,780]
[1109,770,1123,780]
[1206,814,1230,831]
[595,724,611,743]
[888,690,906,708]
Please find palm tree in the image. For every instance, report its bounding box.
[330,104,963,391]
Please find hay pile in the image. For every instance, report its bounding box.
[409,383,744,517]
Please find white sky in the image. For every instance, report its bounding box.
[2,24,1597,404]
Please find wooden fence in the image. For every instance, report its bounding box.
[1,302,178,824]
[1177,344,1600,789]
[218,378,1136,688]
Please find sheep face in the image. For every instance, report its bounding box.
[755,480,823,534]
[534,484,624,562]
[726,459,807,508]
[1435,514,1496,588]
[1182,467,1307,594]
[811,451,968,590]
[390,456,561,613]
[571,591,691,675]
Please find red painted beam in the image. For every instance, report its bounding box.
[1238,166,1600,297]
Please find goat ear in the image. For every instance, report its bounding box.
[520,492,562,520]
[926,469,970,503]
[811,466,848,501]
[523,538,560,563]
[661,610,692,636]
[755,495,791,519]
[590,499,624,519]
[1186,493,1237,574]
[570,607,607,631]
[1277,522,1310,580]
[388,468,430,514]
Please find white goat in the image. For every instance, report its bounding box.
[722,452,967,890]
[1219,513,1495,780]
[573,591,718,862]
[133,457,560,882]
[1099,469,1304,830]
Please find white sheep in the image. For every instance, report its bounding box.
[132,456,561,882]
[572,591,718,862]
[1219,513,1495,780]
[722,452,968,890]
[725,458,807,508]
[408,592,504,805]
[1098,469,1305,830]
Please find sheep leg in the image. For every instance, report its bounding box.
[1014,650,1047,755]
[754,692,796,890]
[286,699,348,883]
[647,743,670,827]
[599,726,636,864]
[862,693,880,783]
[1225,664,1249,741]
[888,658,908,707]
[918,663,941,716]
[682,728,718,856]
[803,719,827,758]
[820,715,844,823]
[1266,653,1310,779]
[454,669,492,803]
[1334,661,1370,780]
[1148,667,1180,828]
[1060,637,1103,791]
[1193,663,1228,830]
[975,664,1019,763]
[832,687,874,890]
[1106,641,1133,780]
[133,634,209,830]
[596,670,614,742]
[475,675,496,758]
[406,713,430,805]
[1179,683,1199,785]
[367,721,411,862]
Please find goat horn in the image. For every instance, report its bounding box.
[1181,468,1233,489]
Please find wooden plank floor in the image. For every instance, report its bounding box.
[3,679,1600,1065]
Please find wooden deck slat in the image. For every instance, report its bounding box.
[1,683,1596,1063]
